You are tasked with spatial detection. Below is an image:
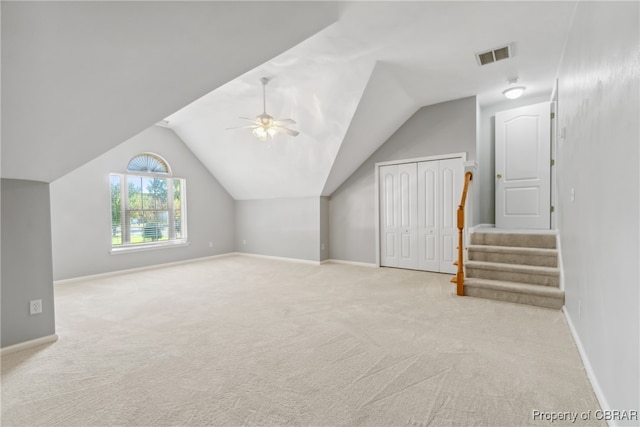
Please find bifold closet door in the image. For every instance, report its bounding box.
[417,161,439,271]
[436,158,463,274]
[379,163,418,269]
[380,158,462,273]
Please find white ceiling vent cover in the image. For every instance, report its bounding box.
[476,44,513,66]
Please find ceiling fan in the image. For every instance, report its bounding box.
[230,77,299,141]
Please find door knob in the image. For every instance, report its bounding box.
[496,174,503,179]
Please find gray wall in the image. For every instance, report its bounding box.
[477,94,550,225]
[319,196,330,262]
[556,1,639,421]
[235,197,320,262]
[1,179,56,347]
[50,125,235,280]
[329,96,477,264]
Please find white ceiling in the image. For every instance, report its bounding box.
[2,2,577,200]
[166,1,577,200]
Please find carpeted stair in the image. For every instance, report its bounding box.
[464,232,564,309]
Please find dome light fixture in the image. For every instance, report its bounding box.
[503,78,526,99]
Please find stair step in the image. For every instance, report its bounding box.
[468,245,558,267]
[466,260,559,287]
[470,232,556,249]
[464,278,564,309]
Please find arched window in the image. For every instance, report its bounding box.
[110,153,187,251]
[127,153,171,174]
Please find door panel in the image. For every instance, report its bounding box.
[505,187,539,215]
[496,102,551,229]
[438,158,462,274]
[379,165,398,267]
[397,163,418,269]
[417,161,439,271]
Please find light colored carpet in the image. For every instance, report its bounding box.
[1,255,603,426]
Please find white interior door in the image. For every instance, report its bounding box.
[382,157,462,273]
[438,158,462,274]
[496,102,551,229]
[380,165,399,267]
[397,163,418,269]
[379,164,418,268]
[417,161,439,271]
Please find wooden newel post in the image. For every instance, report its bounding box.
[451,172,472,296]
[456,205,465,296]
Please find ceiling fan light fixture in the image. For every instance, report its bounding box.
[229,77,299,141]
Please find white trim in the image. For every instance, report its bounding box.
[471,227,559,235]
[463,160,478,170]
[374,164,381,267]
[375,152,467,168]
[325,259,378,268]
[556,233,565,291]
[550,94,558,231]
[110,240,190,255]
[238,252,321,266]
[374,152,468,270]
[1,334,58,356]
[55,252,237,285]
[563,307,612,426]
[470,224,496,231]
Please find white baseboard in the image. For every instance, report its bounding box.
[54,252,237,285]
[238,252,321,266]
[325,259,378,268]
[1,334,58,356]
[470,224,495,231]
[563,307,612,425]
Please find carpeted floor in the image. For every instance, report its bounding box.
[1,255,603,426]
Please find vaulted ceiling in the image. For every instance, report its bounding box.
[2,1,577,200]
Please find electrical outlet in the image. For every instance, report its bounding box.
[243,240,247,245]
[321,243,325,251]
[29,299,43,315]
[209,241,213,248]
[570,188,575,202]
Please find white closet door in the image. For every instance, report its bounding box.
[380,158,461,273]
[438,158,463,274]
[379,165,399,267]
[417,161,439,271]
[397,163,418,269]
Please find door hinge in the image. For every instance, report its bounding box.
[551,206,555,213]
[551,159,555,166]
[551,112,555,119]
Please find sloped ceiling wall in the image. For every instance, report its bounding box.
[1,1,338,182]
[2,1,577,202]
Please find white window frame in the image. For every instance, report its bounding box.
[110,171,188,254]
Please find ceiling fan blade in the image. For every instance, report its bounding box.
[274,126,300,137]
[239,116,260,124]
[274,118,296,126]
[226,124,258,130]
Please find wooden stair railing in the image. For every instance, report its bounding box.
[450,171,473,296]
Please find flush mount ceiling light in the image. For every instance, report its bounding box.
[228,77,299,141]
[503,78,526,99]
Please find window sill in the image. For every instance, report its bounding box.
[110,240,190,255]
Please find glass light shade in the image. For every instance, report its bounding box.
[252,127,268,140]
[503,86,525,99]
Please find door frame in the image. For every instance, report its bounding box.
[374,152,467,267]
[495,101,552,229]
[550,79,558,230]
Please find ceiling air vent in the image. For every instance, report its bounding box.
[476,44,513,66]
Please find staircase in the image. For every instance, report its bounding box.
[463,232,564,309]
